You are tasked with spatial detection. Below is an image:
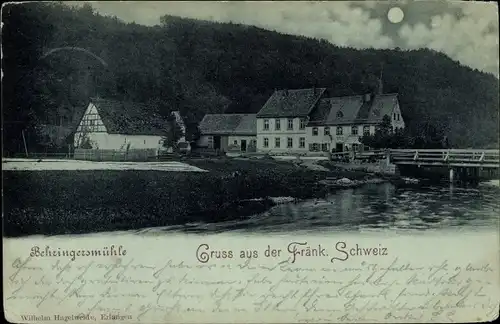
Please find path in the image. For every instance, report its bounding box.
[2,159,207,172]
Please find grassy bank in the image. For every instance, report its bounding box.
[3,158,386,237]
[2,159,309,237]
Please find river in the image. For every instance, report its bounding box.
[135,181,499,235]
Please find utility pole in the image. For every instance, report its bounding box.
[22,130,29,158]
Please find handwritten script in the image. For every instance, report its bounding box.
[4,250,498,323]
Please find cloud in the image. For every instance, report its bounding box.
[78,1,394,49]
[72,1,498,76]
[398,2,499,75]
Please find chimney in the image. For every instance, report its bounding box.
[364,93,371,102]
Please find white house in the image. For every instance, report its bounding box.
[256,88,326,154]
[307,93,405,153]
[197,114,257,152]
[73,97,173,150]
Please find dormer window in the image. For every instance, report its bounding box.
[337,111,344,118]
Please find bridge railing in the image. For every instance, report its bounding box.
[389,149,499,166]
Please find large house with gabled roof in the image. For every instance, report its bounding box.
[255,87,404,154]
[73,97,182,150]
[256,88,326,153]
[306,93,405,153]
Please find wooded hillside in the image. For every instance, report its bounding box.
[2,2,498,153]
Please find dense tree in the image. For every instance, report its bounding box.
[162,114,184,151]
[360,115,449,149]
[360,115,393,149]
[2,3,499,155]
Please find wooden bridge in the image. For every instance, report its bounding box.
[389,149,499,168]
[389,149,499,182]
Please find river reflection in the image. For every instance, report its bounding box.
[151,182,499,234]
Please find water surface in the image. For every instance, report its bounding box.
[139,182,499,235]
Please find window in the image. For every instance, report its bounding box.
[263,119,269,130]
[337,111,344,118]
[310,143,320,152]
[275,137,281,148]
[351,126,358,135]
[299,137,305,148]
[299,118,306,130]
[275,119,281,131]
[324,127,330,136]
[287,118,294,130]
[336,126,343,135]
[233,140,238,144]
[363,126,370,136]
[208,136,214,148]
[321,143,329,152]
[393,113,396,120]
[353,144,359,152]
[312,127,318,136]
[397,113,401,121]
[263,138,269,148]
[287,137,293,148]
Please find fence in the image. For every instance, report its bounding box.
[73,149,159,161]
[389,149,499,168]
[190,147,222,157]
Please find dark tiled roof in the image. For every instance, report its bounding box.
[199,114,257,135]
[90,97,169,136]
[308,93,399,126]
[257,88,326,118]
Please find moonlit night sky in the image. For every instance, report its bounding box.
[70,1,499,77]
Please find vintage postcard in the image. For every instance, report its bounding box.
[2,0,499,323]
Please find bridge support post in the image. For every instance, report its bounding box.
[449,168,455,183]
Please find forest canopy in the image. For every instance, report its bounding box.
[2,2,499,154]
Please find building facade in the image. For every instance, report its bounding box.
[307,93,405,153]
[197,114,257,152]
[197,87,405,155]
[73,98,174,150]
[256,88,326,154]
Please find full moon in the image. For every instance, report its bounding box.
[387,7,404,24]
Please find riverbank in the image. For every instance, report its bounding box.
[3,158,390,237]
